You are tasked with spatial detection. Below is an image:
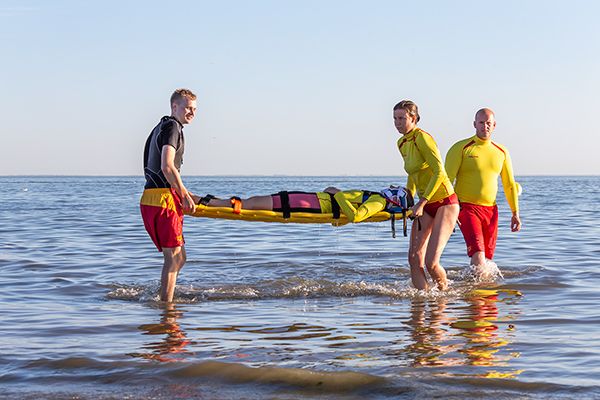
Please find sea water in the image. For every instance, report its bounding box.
[0,176,599,399]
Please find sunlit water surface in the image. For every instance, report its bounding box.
[1,176,599,399]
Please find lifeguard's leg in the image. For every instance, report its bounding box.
[424,204,459,290]
[161,246,186,302]
[470,251,486,267]
[408,214,434,290]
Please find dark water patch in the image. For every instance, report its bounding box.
[435,376,600,399]
[6,357,393,399]
[172,360,385,391]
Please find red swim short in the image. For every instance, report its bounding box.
[458,203,498,259]
[423,193,458,218]
[140,188,185,252]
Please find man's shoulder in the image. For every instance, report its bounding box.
[448,136,475,152]
[157,116,183,136]
[161,116,182,129]
[490,140,509,154]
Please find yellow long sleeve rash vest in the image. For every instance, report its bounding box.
[397,128,454,203]
[445,135,519,213]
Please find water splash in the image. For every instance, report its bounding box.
[106,276,484,303]
[459,260,504,283]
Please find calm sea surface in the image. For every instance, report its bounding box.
[0,176,599,399]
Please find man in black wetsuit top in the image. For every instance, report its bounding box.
[140,88,198,302]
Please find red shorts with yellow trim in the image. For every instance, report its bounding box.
[140,188,185,252]
[458,203,498,259]
[423,193,458,218]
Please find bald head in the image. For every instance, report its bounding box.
[473,108,496,140]
[476,108,495,119]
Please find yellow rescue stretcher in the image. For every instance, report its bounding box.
[185,188,414,236]
[188,203,411,225]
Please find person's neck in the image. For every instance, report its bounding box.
[405,126,418,135]
[170,115,185,127]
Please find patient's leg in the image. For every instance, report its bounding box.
[206,195,273,210]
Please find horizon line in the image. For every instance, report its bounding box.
[1,174,598,178]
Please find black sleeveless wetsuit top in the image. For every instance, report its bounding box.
[143,116,185,189]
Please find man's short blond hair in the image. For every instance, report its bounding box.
[170,88,197,105]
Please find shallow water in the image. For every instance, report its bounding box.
[1,176,599,399]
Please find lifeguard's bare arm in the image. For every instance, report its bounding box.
[161,145,195,212]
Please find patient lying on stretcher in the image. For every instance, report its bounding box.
[194,186,413,224]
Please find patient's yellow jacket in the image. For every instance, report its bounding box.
[445,135,519,212]
[397,128,454,202]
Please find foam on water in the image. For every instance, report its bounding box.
[106,273,499,304]
[459,260,505,282]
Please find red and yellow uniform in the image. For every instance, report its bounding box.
[140,188,184,252]
[140,116,186,251]
[445,135,519,259]
[397,128,455,211]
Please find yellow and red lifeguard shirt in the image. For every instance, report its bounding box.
[445,135,519,213]
[396,128,454,203]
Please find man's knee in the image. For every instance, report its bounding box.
[172,247,186,267]
[164,247,186,266]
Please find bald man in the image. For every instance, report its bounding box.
[445,108,521,268]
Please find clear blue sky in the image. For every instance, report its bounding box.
[1,0,598,175]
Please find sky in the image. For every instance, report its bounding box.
[1,0,599,176]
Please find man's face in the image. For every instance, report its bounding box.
[172,97,197,125]
[474,111,496,140]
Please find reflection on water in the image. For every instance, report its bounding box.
[397,288,523,377]
[403,298,459,367]
[130,304,195,362]
[450,288,524,379]
[126,288,525,381]
[455,289,504,366]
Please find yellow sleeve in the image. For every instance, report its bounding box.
[416,132,447,201]
[334,192,386,223]
[406,174,416,199]
[334,191,359,222]
[352,195,387,223]
[500,148,519,213]
[444,142,463,186]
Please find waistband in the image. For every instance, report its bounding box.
[140,188,181,211]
